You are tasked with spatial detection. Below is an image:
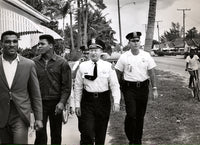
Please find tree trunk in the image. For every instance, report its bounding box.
[77,0,81,49]
[83,0,88,48]
[70,8,75,50]
[144,0,157,53]
[63,16,65,38]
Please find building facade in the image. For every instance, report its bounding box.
[0,0,62,49]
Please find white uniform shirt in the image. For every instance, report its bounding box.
[185,55,199,70]
[2,56,19,88]
[74,59,121,107]
[115,49,156,82]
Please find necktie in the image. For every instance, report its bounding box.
[85,62,97,81]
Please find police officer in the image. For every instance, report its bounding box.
[74,38,121,145]
[70,46,90,144]
[115,32,158,144]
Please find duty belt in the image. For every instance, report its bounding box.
[124,79,149,88]
[83,89,110,99]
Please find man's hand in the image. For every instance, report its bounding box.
[112,103,120,112]
[55,102,64,115]
[152,88,158,100]
[75,107,81,117]
[69,106,74,115]
[34,120,43,131]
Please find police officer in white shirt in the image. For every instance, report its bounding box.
[74,38,121,145]
[115,31,158,145]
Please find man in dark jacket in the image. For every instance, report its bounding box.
[34,34,71,144]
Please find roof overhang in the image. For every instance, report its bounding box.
[3,0,50,23]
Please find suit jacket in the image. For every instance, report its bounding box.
[0,55,43,128]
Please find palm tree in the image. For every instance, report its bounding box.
[69,2,75,50]
[77,0,82,49]
[83,0,88,48]
[144,0,157,52]
[74,0,107,48]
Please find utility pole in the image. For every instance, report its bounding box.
[117,0,136,47]
[177,8,191,39]
[142,24,147,33]
[156,20,162,42]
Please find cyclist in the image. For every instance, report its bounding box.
[185,49,200,88]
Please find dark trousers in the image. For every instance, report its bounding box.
[35,100,62,144]
[122,80,149,144]
[0,101,28,144]
[80,90,111,145]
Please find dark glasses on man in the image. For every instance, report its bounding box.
[130,39,139,42]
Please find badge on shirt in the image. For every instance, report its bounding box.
[128,64,132,72]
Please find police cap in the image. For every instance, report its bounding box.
[126,31,142,40]
[87,38,105,50]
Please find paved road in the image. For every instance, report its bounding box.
[153,55,189,82]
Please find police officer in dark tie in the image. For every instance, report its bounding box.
[115,32,158,145]
[74,38,121,145]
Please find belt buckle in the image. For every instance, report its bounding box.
[94,93,98,98]
[136,82,140,87]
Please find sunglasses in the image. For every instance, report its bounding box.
[130,39,140,42]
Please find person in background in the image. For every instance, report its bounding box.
[33,34,71,144]
[0,30,43,144]
[115,31,158,145]
[185,49,200,88]
[68,45,90,144]
[74,38,121,145]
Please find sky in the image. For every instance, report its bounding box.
[102,0,200,45]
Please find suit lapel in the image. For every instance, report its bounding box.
[0,55,9,88]
[11,55,23,89]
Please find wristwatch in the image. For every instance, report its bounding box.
[153,87,157,89]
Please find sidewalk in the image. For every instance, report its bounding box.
[28,115,112,144]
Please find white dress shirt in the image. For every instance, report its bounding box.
[2,56,19,88]
[115,49,156,82]
[74,59,121,108]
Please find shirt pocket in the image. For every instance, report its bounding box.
[140,58,148,69]
[99,71,109,78]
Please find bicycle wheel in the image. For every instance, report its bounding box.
[192,79,196,98]
[195,80,200,101]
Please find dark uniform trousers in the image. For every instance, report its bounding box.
[80,89,111,145]
[122,80,149,144]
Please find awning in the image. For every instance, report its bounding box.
[0,8,63,49]
[0,8,44,36]
[38,24,63,40]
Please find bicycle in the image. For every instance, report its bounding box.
[187,68,200,101]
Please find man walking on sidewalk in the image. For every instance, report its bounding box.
[74,38,121,145]
[34,34,71,144]
[0,31,43,144]
[115,31,158,144]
